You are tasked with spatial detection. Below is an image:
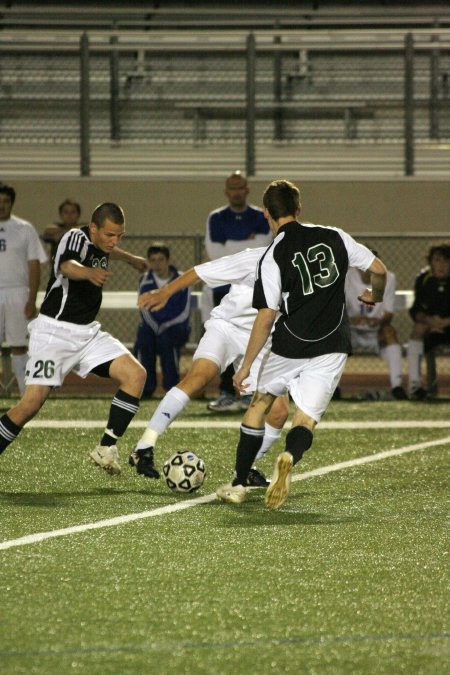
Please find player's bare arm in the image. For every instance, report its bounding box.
[139,267,199,311]
[59,259,112,287]
[25,259,41,319]
[358,257,387,306]
[110,247,149,272]
[233,307,276,391]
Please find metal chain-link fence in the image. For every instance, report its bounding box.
[1,31,449,174]
[38,232,449,353]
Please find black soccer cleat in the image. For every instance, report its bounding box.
[391,386,408,400]
[245,467,271,488]
[128,447,160,479]
[409,386,428,401]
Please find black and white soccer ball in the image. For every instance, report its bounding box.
[162,450,206,493]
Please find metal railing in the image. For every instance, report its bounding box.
[0,29,449,176]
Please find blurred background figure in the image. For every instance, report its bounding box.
[407,243,450,400]
[42,198,82,259]
[341,253,407,400]
[204,170,272,412]
[0,182,47,394]
[134,242,191,398]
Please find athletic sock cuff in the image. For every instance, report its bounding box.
[171,387,191,405]
[240,424,265,437]
[0,414,23,436]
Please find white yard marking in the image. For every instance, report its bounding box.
[26,420,450,429]
[1,435,448,552]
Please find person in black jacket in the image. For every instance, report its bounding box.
[407,243,450,400]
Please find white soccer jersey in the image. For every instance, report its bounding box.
[195,247,265,332]
[0,215,47,289]
[345,267,396,330]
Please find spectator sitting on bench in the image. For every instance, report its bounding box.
[336,251,407,400]
[407,243,450,400]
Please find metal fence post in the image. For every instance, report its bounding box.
[273,32,283,141]
[110,34,121,142]
[246,32,256,177]
[429,35,440,140]
[404,32,414,176]
[79,31,91,176]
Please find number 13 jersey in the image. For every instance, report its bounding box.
[253,221,375,359]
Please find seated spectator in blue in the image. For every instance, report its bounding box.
[135,243,191,398]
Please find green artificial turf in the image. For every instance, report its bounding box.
[0,398,448,674]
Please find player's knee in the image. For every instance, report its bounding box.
[268,396,290,428]
[380,324,398,345]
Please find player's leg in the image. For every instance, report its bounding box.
[130,321,236,478]
[0,384,51,455]
[134,323,157,397]
[265,352,346,510]
[73,327,145,476]
[1,313,79,456]
[88,352,146,475]
[254,393,290,461]
[216,390,276,504]
[5,288,30,396]
[130,357,219,478]
[407,321,427,399]
[157,326,183,393]
[379,324,407,399]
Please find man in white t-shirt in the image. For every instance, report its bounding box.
[0,183,48,394]
[344,258,407,400]
[129,247,290,487]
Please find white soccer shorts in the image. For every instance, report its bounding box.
[0,288,30,347]
[256,351,347,423]
[193,317,269,393]
[25,314,130,387]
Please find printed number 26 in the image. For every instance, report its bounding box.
[292,244,339,295]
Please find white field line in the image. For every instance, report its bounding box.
[26,420,450,429]
[1,435,449,552]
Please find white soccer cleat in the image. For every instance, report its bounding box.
[216,482,247,504]
[265,451,293,510]
[89,445,121,476]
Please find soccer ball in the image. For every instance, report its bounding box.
[162,450,206,493]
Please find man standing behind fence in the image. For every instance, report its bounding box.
[204,171,273,412]
[0,183,48,395]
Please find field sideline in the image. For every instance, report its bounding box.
[0,397,448,674]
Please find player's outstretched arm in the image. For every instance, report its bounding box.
[233,308,276,392]
[358,257,387,307]
[110,247,149,272]
[139,267,200,311]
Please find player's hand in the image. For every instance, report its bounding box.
[357,288,376,307]
[24,300,37,319]
[88,268,113,287]
[138,289,168,311]
[233,366,251,392]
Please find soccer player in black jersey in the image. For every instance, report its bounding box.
[406,243,450,399]
[0,202,147,476]
[216,179,387,509]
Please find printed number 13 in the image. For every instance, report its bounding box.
[292,244,339,295]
